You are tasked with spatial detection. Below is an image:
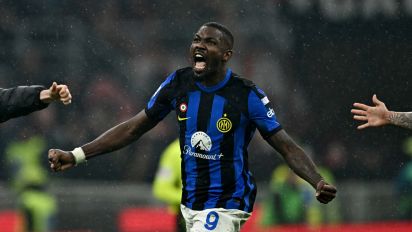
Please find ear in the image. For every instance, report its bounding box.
[223,50,233,62]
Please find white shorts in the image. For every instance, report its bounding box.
[180,204,251,232]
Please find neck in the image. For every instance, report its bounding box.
[200,68,227,87]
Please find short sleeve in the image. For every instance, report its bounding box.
[144,72,176,122]
[248,87,282,138]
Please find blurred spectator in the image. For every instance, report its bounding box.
[395,137,412,219]
[260,164,340,227]
[152,139,185,232]
[352,146,384,180]
[6,134,57,232]
[323,140,349,179]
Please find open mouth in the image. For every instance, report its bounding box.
[193,53,207,73]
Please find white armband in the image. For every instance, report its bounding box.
[71,147,86,165]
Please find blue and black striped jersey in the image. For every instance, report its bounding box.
[145,67,282,213]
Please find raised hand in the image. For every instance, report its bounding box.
[53,82,72,104]
[315,180,337,204]
[48,149,76,172]
[40,82,72,105]
[351,94,390,129]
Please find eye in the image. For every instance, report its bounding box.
[193,37,200,43]
[206,39,217,45]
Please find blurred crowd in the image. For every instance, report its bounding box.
[1,0,411,185]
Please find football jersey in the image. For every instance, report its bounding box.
[145,67,282,213]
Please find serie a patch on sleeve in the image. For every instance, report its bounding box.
[261,96,269,105]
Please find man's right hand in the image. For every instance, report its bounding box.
[48,149,76,172]
[315,180,337,204]
[40,82,72,105]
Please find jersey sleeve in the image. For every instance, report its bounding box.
[144,72,176,122]
[0,86,48,123]
[248,87,282,138]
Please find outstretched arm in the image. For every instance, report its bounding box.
[388,112,412,130]
[1,82,71,123]
[266,129,337,204]
[0,82,72,123]
[351,94,412,130]
[48,110,158,171]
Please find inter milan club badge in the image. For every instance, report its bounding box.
[179,103,187,112]
[216,114,232,133]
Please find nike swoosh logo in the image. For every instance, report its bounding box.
[178,116,190,121]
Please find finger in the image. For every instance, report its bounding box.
[357,123,369,130]
[49,156,58,165]
[51,162,61,172]
[372,94,383,106]
[59,91,69,98]
[317,196,329,204]
[58,86,70,102]
[50,82,58,93]
[50,162,58,168]
[59,86,70,98]
[317,196,334,204]
[48,150,62,168]
[60,92,72,101]
[48,149,57,160]
[322,185,337,193]
[315,180,325,197]
[59,86,68,95]
[353,115,368,121]
[351,109,367,116]
[317,190,337,198]
[60,163,72,171]
[60,94,70,102]
[55,86,65,94]
[62,95,72,102]
[316,183,337,200]
[318,194,336,202]
[353,103,370,111]
[63,99,72,105]
[320,193,336,202]
[317,192,336,203]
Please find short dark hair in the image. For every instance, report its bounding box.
[202,22,234,50]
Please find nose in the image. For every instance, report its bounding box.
[193,40,206,50]
[195,44,205,51]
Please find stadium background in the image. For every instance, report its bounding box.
[0,0,412,231]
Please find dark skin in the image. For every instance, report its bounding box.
[49,24,336,204]
[190,25,232,85]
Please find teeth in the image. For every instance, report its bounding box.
[195,54,203,58]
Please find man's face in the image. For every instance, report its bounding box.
[190,26,231,81]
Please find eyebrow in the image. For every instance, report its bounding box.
[193,34,219,42]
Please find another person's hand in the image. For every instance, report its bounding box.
[351,94,390,129]
[48,149,76,172]
[315,180,337,204]
[40,82,72,105]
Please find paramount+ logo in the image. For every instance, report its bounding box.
[216,114,232,133]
